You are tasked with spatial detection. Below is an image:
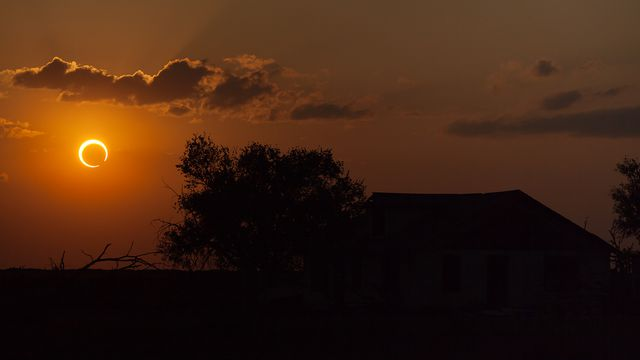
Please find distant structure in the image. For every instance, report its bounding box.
[344,190,615,309]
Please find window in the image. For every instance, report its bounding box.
[442,253,461,292]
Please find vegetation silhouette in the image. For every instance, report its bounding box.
[609,157,640,275]
[47,241,160,270]
[5,146,640,360]
[158,134,367,272]
[612,157,640,244]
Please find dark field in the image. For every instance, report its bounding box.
[0,270,638,360]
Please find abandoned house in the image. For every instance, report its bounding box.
[353,190,615,309]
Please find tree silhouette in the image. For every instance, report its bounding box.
[612,157,640,244]
[158,134,367,272]
[610,157,640,277]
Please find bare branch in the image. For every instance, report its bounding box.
[125,241,135,256]
[79,243,112,270]
[161,177,182,198]
[77,243,160,270]
[80,250,94,261]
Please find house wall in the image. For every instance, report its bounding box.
[361,249,611,309]
[362,200,612,309]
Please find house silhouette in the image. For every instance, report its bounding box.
[343,190,615,309]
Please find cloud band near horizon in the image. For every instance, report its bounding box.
[447,106,640,138]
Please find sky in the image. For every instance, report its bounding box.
[1,0,639,268]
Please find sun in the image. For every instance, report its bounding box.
[78,139,109,168]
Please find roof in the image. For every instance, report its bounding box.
[369,190,614,253]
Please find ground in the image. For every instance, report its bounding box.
[0,270,638,359]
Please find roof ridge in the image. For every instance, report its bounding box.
[369,189,614,252]
[371,189,523,197]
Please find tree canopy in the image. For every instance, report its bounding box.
[158,134,367,271]
[611,157,640,243]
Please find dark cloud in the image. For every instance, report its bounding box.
[139,59,211,104]
[532,60,558,77]
[206,71,274,109]
[541,90,582,110]
[0,172,8,183]
[7,57,370,121]
[167,104,192,116]
[291,102,369,120]
[11,57,278,113]
[596,86,626,97]
[448,106,640,138]
[12,57,212,106]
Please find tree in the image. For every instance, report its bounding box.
[610,157,640,275]
[158,134,367,272]
[611,157,640,242]
[609,224,633,275]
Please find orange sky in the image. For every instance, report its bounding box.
[1,0,640,268]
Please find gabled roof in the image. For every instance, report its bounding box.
[370,190,614,253]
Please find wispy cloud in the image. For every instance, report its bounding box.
[595,86,627,97]
[448,106,640,138]
[541,90,582,111]
[291,102,369,120]
[488,59,560,93]
[0,118,44,139]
